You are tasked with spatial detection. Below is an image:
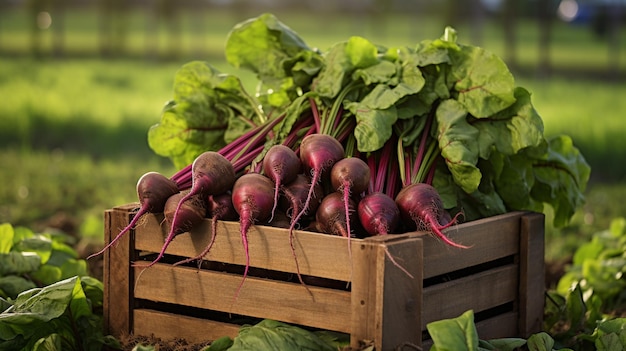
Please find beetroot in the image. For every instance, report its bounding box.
[173,192,237,267]
[262,144,302,221]
[330,157,370,238]
[315,192,357,238]
[395,183,467,248]
[231,173,275,297]
[289,134,345,230]
[279,174,323,223]
[88,171,178,260]
[138,152,235,269]
[358,192,400,236]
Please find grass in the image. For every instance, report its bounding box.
[0,7,624,264]
[0,148,176,237]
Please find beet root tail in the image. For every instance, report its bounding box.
[87,207,146,260]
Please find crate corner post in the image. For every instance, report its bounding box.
[103,205,135,339]
[350,237,423,351]
[519,211,546,337]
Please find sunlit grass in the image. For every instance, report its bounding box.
[0,148,176,233]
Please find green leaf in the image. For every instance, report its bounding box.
[526,332,556,351]
[350,103,397,152]
[573,237,604,265]
[32,333,62,351]
[80,276,104,310]
[593,318,626,350]
[490,153,542,212]
[225,13,311,79]
[565,283,586,331]
[447,44,516,117]
[473,87,545,159]
[14,234,53,264]
[0,223,13,253]
[0,276,37,299]
[609,217,626,238]
[436,99,482,193]
[597,318,626,335]
[530,135,591,227]
[30,265,62,287]
[0,277,80,341]
[228,319,335,351]
[206,336,234,351]
[596,333,625,351]
[0,252,41,276]
[225,13,323,108]
[0,297,12,313]
[427,310,479,351]
[12,226,35,244]
[314,37,379,99]
[345,36,379,69]
[582,258,626,300]
[352,60,397,85]
[412,39,453,67]
[148,62,262,169]
[479,337,527,351]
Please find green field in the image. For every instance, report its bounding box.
[1,7,625,265]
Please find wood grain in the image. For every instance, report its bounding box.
[133,263,352,333]
[134,309,240,343]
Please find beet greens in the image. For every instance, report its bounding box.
[145,14,589,249]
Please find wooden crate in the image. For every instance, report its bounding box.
[103,204,544,350]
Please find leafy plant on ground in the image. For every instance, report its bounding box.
[426,218,626,351]
[0,223,119,351]
[544,217,626,350]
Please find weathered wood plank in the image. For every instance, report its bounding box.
[350,239,385,348]
[133,263,352,333]
[134,309,240,343]
[422,264,519,326]
[103,207,135,338]
[134,214,355,281]
[476,311,520,341]
[519,212,546,337]
[418,212,522,279]
[380,238,423,351]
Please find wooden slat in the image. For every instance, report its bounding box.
[133,263,352,333]
[422,264,519,326]
[133,211,524,282]
[350,237,423,351]
[349,240,385,348]
[380,238,423,351]
[475,311,520,341]
[518,212,545,337]
[418,211,523,279]
[103,206,135,338]
[134,215,354,281]
[133,309,240,343]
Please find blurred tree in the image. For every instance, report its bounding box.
[537,0,556,76]
[51,0,67,57]
[607,5,622,78]
[27,0,48,57]
[469,0,485,45]
[444,0,462,28]
[501,0,517,70]
[371,0,391,41]
[153,0,181,59]
[98,0,128,57]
